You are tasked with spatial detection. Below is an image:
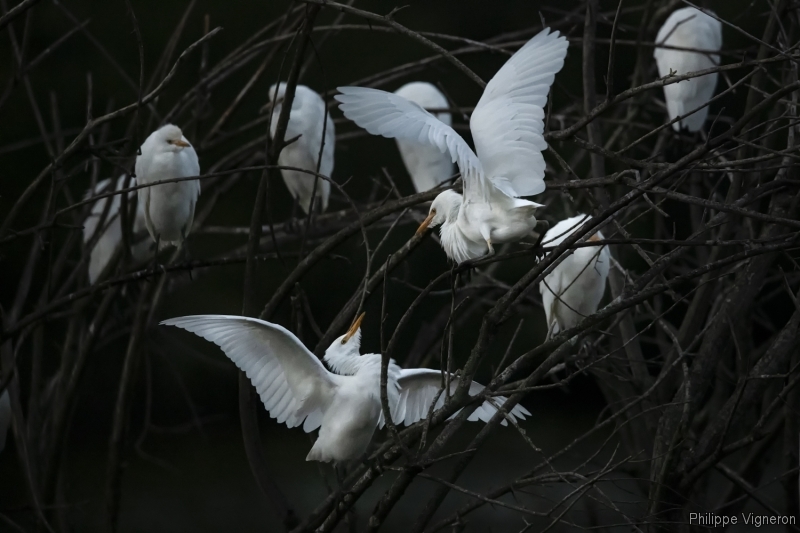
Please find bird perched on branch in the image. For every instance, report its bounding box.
[539,215,610,341]
[83,176,150,284]
[268,83,335,214]
[0,389,10,453]
[162,313,529,463]
[393,82,454,193]
[336,28,568,263]
[654,7,722,132]
[135,124,200,248]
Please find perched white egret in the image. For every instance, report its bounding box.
[539,215,610,340]
[0,389,10,452]
[83,176,150,284]
[161,313,529,463]
[268,83,335,214]
[135,124,200,247]
[393,82,454,192]
[336,28,568,263]
[654,7,722,132]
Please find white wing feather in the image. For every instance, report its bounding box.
[161,315,337,432]
[386,368,530,427]
[470,28,568,198]
[335,86,484,192]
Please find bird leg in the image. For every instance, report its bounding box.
[180,227,193,280]
[150,234,161,274]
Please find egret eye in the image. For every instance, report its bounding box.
[340,339,346,345]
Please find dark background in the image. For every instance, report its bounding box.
[0,1,770,531]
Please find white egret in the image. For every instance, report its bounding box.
[268,83,335,214]
[335,28,568,263]
[0,389,10,452]
[393,82,454,192]
[539,215,610,340]
[161,313,529,463]
[654,7,722,132]
[83,176,150,284]
[135,124,200,247]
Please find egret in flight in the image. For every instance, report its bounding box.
[268,83,335,214]
[135,124,200,247]
[0,389,9,453]
[393,82,454,193]
[161,313,529,463]
[83,176,150,284]
[539,215,610,340]
[336,28,568,263]
[654,7,722,132]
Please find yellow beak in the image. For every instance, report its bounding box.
[416,210,436,236]
[343,312,365,343]
[172,139,191,148]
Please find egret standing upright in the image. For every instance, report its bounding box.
[268,83,335,214]
[654,7,722,132]
[135,124,200,248]
[83,175,150,284]
[539,215,610,340]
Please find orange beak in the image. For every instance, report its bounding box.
[172,139,191,148]
[343,312,365,343]
[416,210,436,236]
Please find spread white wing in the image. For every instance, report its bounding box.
[0,389,10,453]
[161,315,337,432]
[385,368,530,427]
[335,86,486,196]
[470,28,568,198]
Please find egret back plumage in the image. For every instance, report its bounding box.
[539,214,610,340]
[654,7,722,132]
[268,83,335,214]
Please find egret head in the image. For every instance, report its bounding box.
[267,82,287,103]
[326,312,365,358]
[153,124,191,153]
[416,190,462,235]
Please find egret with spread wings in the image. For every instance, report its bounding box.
[161,313,529,463]
[335,28,568,263]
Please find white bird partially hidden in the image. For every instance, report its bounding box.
[654,7,722,132]
[161,313,529,463]
[393,82,454,193]
[0,389,10,453]
[268,83,335,214]
[539,215,610,340]
[336,28,568,263]
[135,124,200,247]
[83,176,150,284]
